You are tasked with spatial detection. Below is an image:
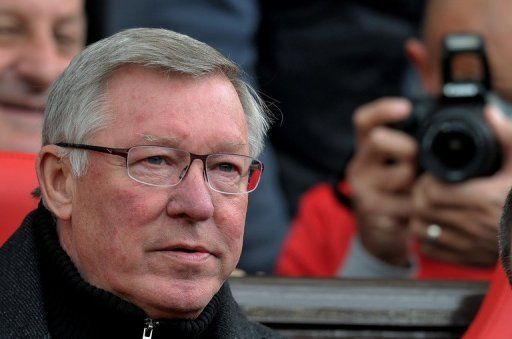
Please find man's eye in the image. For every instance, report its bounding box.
[0,24,22,41]
[218,163,237,173]
[0,25,20,34]
[55,33,82,53]
[56,34,76,45]
[145,156,165,165]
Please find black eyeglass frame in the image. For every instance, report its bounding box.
[55,142,264,194]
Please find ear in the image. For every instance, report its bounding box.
[37,145,74,220]
[405,38,439,94]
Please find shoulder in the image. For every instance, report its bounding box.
[227,312,282,338]
[215,283,283,338]
[0,211,50,337]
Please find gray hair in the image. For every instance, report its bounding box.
[43,28,270,176]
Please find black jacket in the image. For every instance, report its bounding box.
[0,207,279,338]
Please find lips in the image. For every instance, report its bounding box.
[0,100,46,133]
[154,243,216,262]
[166,244,209,254]
[0,101,45,115]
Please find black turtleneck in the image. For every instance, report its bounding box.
[32,204,224,339]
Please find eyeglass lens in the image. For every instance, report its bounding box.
[127,146,262,193]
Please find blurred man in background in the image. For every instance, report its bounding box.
[277,0,512,280]
[0,0,85,153]
[0,0,85,244]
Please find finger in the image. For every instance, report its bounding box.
[355,191,413,220]
[358,215,407,234]
[411,219,472,253]
[485,104,512,173]
[366,127,418,162]
[367,162,416,192]
[417,207,498,245]
[354,98,412,140]
[420,241,497,267]
[420,243,467,266]
[412,179,498,241]
[411,174,434,211]
[349,131,417,191]
[412,174,470,209]
[413,173,508,211]
[412,210,498,253]
[411,218,497,254]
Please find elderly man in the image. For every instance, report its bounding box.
[500,190,512,284]
[0,28,279,338]
[277,0,512,279]
[0,0,85,250]
[0,0,85,153]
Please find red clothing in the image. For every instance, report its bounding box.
[463,264,512,338]
[276,182,494,281]
[0,152,39,246]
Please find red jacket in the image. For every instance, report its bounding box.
[276,182,494,281]
[0,152,39,246]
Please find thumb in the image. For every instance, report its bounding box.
[485,105,512,171]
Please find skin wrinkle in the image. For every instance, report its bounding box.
[54,65,249,319]
[140,133,248,155]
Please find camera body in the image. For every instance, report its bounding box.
[393,34,501,182]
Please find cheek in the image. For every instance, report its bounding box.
[76,162,168,224]
[214,196,247,255]
[0,50,16,71]
[72,172,169,271]
[55,56,76,76]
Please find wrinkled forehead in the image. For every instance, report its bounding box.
[101,64,240,115]
[96,65,248,148]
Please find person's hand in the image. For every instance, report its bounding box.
[410,106,512,267]
[347,98,418,266]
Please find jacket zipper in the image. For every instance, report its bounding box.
[142,318,159,339]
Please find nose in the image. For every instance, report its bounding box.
[15,32,70,93]
[166,159,215,221]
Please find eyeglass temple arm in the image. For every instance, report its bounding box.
[56,143,129,158]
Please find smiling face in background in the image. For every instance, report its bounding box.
[57,66,249,319]
[0,0,85,153]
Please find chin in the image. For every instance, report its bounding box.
[134,276,224,319]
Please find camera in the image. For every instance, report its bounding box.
[392,34,501,182]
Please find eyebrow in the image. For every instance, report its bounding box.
[0,10,23,19]
[140,134,180,146]
[55,13,86,28]
[139,134,248,154]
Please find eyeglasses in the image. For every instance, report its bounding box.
[56,143,264,194]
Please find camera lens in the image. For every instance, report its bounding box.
[420,108,501,182]
[431,129,476,169]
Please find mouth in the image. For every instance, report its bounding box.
[0,101,45,116]
[155,244,215,262]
